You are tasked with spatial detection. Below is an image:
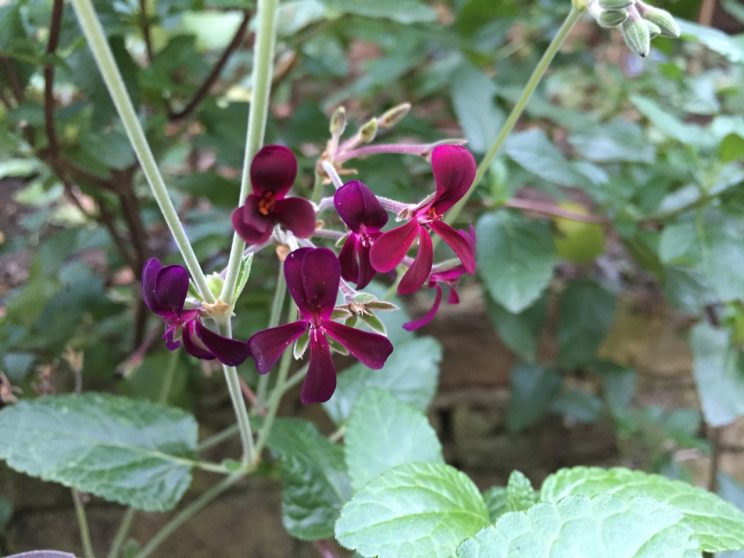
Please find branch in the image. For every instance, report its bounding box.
[44,0,65,159]
[168,11,251,121]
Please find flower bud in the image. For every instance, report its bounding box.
[379,102,411,129]
[330,106,347,137]
[622,14,651,57]
[358,117,378,144]
[638,3,680,38]
[645,19,662,38]
[598,8,629,27]
[598,0,634,9]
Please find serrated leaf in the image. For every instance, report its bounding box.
[0,394,197,511]
[344,389,443,491]
[267,418,352,540]
[506,364,561,432]
[506,471,537,512]
[630,95,714,148]
[323,337,441,424]
[451,64,503,153]
[483,486,508,522]
[541,466,744,553]
[457,494,701,558]
[336,463,490,558]
[505,129,585,188]
[568,120,656,164]
[477,211,557,314]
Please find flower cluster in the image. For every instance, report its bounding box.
[143,124,478,404]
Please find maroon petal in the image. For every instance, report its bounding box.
[232,195,274,245]
[324,320,393,370]
[250,145,297,198]
[369,219,420,273]
[142,258,162,311]
[429,145,477,214]
[403,285,444,331]
[284,247,340,319]
[301,331,337,404]
[274,197,317,239]
[356,241,377,289]
[194,320,252,366]
[430,219,476,273]
[448,286,461,305]
[398,230,433,295]
[142,258,189,317]
[164,323,181,350]
[247,320,308,374]
[334,180,388,232]
[338,234,360,285]
[182,320,217,361]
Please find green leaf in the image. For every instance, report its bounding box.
[0,394,197,511]
[450,64,504,153]
[690,323,744,428]
[505,129,584,188]
[321,0,437,23]
[677,19,744,64]
[335,463,490,558]
[487,297,546,363]
[483,486,508,522]
[506,364,561,432]
[344,389,443,491]
[233,253,254,301]
[630,95,714,148]
[267,418,352,540]
[457,494,701,558]
[505,471,537,512]
[476,211,557,314]
[541,466,744,553]
[323,337,442,424]
[557,280,615,369]
[568,120,656,164]
[720,133,744,163]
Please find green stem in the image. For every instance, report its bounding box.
[445,5,584,226]
[72,489,96,558]
[69,0,213,302]
[256,267,288,406]
[158,351,179,404]
[221,0,280,306]
[311,170,324,203]
[254,348,293,457]
[198,424,240,452]
[134,471,248,558]
[107,508,136,558]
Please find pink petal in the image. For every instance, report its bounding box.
[250,145,297,198]
[273,197,316,238]
[334,180,388,232]
[247,321,308,374]
[448,286,460,305]
[430,145,476,214]
[324,320,393,370]
[429,219,476,273]
[182,320,217,361]
[231,195,274,245]
[398,230,433,295]
[284,248,340,319]
[369,219,420,273]
[194,320,252,366]
[403,285,444,331]
[301,330,337,404]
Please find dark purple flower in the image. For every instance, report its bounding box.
[369,145,477,295]
[142,258,251,366]
[334,180,389,289]
[231,145,316,245]
[402,226,476,331]
[247,247,393,404]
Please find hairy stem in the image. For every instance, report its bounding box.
[107,508,136,558]
[256,266,287,407]
[445,5,584,225]
[221,0,280,306]
[72,490,96,558]
[70,0,214,302]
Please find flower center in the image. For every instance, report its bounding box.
[416,206,441,225]
[258,192,276,216]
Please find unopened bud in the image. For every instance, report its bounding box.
[330,106,347,136]
[379,103,411,129]
[645,19,662,38]
[622,14,651,57]
[638,3,680,38]
[598,0,634,9]
[358,118,378,144]
[598,8,628,27]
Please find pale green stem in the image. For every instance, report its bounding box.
[72,489,96,558]
[221,0,281,306]
[254,348,293,457]
[256,267,287,406]
[69,0,213,302]
[311,170,325,203]
[445,5,584,226]
[135,472,248,558]
[198,424,240,452]
[107,508,136,558]
[158,351,179,404]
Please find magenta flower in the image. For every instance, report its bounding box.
[231,145,316,245]
[334,180,389,289]
[142,258,251,366]
[247,247,393,404]
[369,145,477,295]
[403,226,476,331]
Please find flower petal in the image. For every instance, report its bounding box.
[284,247,340,319]
[274,197,317,238]
[142,258,162,311]
[369,219,420,273]
[142,258,189,316]
[356,241,377,289]
[247,320,308,374]
[398,230,433,295]
[338,234,360,285]
[250,145,298,198]
[430,145,476,214]
[429,219,476,273]
[448,286,460,305]
[231,195,274,245]
[301,331,337,404]
[182,320,216,361]
[194,320,252,366]
[403,285,444,331]
[334,180,388,232]
[324,320,393,370]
